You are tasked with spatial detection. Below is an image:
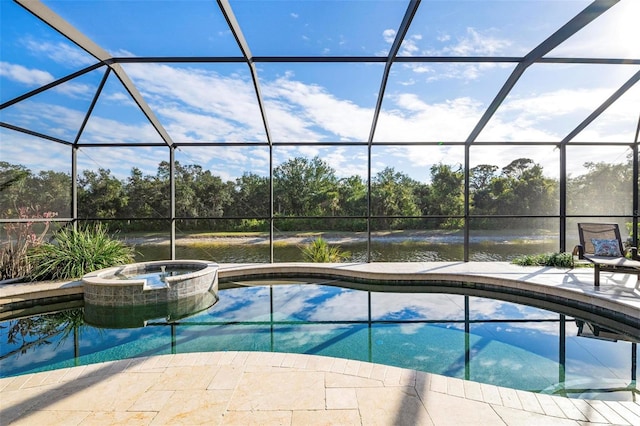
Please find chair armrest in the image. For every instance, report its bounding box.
[573,244,584,259]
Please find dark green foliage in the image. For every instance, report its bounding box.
[511,252,575,268]
[425,163,464,229]
[274,156,340,217]
[567,160,632,216]
[2,155,633,237]
[470,158,559,217]
[371,167,421,229]
[29,224,135,280]
[0,161,72,219]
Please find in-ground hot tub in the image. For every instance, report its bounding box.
[83,291,219,328]
[82,260,218,307]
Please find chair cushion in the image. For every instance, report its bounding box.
[591,238,622,257]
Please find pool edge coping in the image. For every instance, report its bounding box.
[1,262,639,325]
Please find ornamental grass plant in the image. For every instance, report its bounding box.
[29,223,135,281]
[301,237,351,262]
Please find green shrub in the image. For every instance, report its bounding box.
[511,252,575,268]
[300,237,350,262]
[29,223,135,281]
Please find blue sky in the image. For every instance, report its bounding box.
[1,0,638,182]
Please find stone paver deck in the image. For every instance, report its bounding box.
[2,351,639,425]
[1,262,639,425]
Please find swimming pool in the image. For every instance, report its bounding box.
[1,278,638,401]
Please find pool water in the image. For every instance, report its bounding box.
[1,279,638,401]
[114,268,194,288]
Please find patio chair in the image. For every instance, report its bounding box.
[573,223,640,287]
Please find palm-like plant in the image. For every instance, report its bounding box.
[301,237,350,262]
[29,223,135,280]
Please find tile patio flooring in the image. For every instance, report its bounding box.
[1,262,639,425]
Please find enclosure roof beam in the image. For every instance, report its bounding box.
[217,0,273,146]
[368,0,421,144]
[14,0,175,148]
[561,70,640,144]
[465,0,620,145]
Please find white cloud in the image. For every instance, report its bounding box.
[398,27,512,79]
[399,78,416,86]
[248,147,270,169]
[571,84,640,143]
[2,101,85,140]
[5,59,633,181]
[77,146,166,179]
[110,49,136,58]
[81,113,162,145]
[549,0,640,59]
[264,76,373,141]
[443,27,511,56]
[263,97,325,142]
[176,146,270,181]
[0,62,54,86]
[470,145,560,179]
[54,81,95,99]
[0,60,96,101]
[399,37,420,56]
[499,88,611,119]
[159,106,250,142]
[121,63,267,142]
[0,128,70,173]
[120,63,628,177]
[383,29,396,44]
[477,86,623,146]
[290,12,299,19]
[23,39,96,67]
[102,91,135,105]
[375,93,484,142]
[406,64,433,75]
[295,145,321,159]
[271,145,368,179]
[404,27,512,57]
[324,147,362,176]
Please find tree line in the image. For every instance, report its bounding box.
[0,154,632,232]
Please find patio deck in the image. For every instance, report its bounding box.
[1,262,639,425]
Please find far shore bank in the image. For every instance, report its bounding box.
[122,230,557,246]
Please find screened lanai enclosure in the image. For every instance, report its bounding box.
[1,0,639,266]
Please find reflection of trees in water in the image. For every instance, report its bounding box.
[1,308,84,361]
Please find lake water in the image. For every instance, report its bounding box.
[135,239,558,263]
